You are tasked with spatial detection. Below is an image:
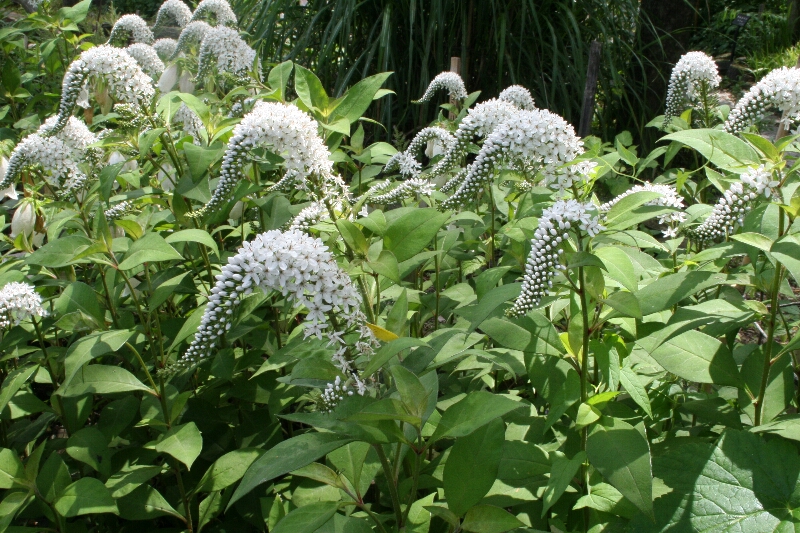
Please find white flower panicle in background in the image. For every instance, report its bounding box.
[384,152,422,178]
[431,99,519,177]
[107,14,155,45]
[289,202,327,232]
[104,201,136,220]
[125,44,165,79]
[198,26,257,78]
[664,51,721,128]
[39,116,97,155]
[684,165,778,242]
[193,102,343,216]
[508,200,604,317]
[153,38,178,62]
[48,46,155,135]
[173,103,204,143]
[499,85,536,110]
[0,282,47,328]
[385,127,456,174]
[153,0,193,29]
[443,108,585,208]
[172,21,212,59]
[191,0,238,26]
[724,67,800,133]
[179,230,377,394]
[599,182,687,236]
[414,71,468,103]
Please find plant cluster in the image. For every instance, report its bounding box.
[3,4,800,533]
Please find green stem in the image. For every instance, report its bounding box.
[126,342,158,392]
[402,443,423,527]
[374,445,403,528]
[100,268,120,328]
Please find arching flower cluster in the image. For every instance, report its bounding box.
[107,14,154,46]
[197,26,256,78]
[0,282,47,329]
[190,0,238,26]
[1,117,97,194]
[153,38,178,61]
[366,178,435,204]
[173,103,205,144]
[508,200,604,317]
[664,51,721,128]
[724,67,800,133]
[49,46,154,135]
[442,108,586,208]
[430,98,519,176]
[171,21,212,59]
[179,230,377,393]
[414,71,468,103]
[153,0,193,29]
[194,102,344,216]
[289,202,327,232]
[385,127,455,176]
[104,201,136,220]
[498,85,536,110]
[125,44,165,79]
[684,165,779,242]
[599,182,687,237]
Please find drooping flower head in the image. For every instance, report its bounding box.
[192,102,344,217]
[125,44,165,80]
[173,103,205,143]
[0,282,47,329]
[599,182,687,237]
[442,108,586,208]
[683,165,779,242]
[190,0,238,26]
[46,46,155,136]
[725,67,800,133]
[384,126,456,176]
[179,230,377,389]
[172,21,213,59]
[508,200,604,316]
[153,38,178,61]
[365,177,436,204]
[197,26,257,78]
[153,0,193,29]
[664,51,721,128]
[107,14,154,46]
[499,85,536,110]
[414,71,468,103]
[104,200,136,220]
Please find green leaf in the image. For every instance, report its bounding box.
[268,60,294,101]
[105,465,162,498]
[25,236,92,267]
[229,433,354,509]
[117,485,182,520]
[184,143,224,181]
[336,219,369,256]
[731,232,774,254]
[389,365,429,419]
[648,330,742,387]
[458,283,521,332]
[752,414,800,441]
[0,448,25,489]
[384,209,450,262]
[633,272,733,316]
[54,477,118,517]
[662,129,760,171]
[480,313,566,355]
[619,363,653,418]
[295,64,329,111]
[594,247,638,292]
[408,494,437,533]
[60,330,134,392]
[54,282,104,326]
[385,289,409,336]
[59,0,92,23]
[601,291,642,319]
[443,419,505,516]
[272,501,339,533]
[195,448,263,492]
[680,398,742,429]
[634,430,800,531]
[429,391,522,444]
[604,191,662,226]
[586,417,653,519]
[575,403,602,430]
[333,72,393,123]
[153,422,203,470]
[198,491,224,533]
[165,228,219,257]
[0,366,37,415]
[66,427,109,474]
[573,482,638,519]
[460,505,524,533]
[541,451,585,516]
[366,250,400,282]
[362,337,428,376]
[62,365,152,397]
[771,234,800,284]
[118,233,183,270]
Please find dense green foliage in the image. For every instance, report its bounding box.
[1,2,800,533]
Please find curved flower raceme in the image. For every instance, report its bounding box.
[179,230,377,394]
[104,200,136,220]
[664,51,721,128]
[107,14,154,46]
[48,46,154,136]
[725,67,800,133]
[384,127,456,177]
[289,202,327,232]
[365,178,435,204]
[193,101,345,217]
[508,200,604,317]
[599,183,687,237]
[191,0,238,26]
[442,108,587,208]
[125,44,165,79]
[197,26,257,78]
[683,165,779,243]
[153,38,178,62]
[499,85,536,110]
[172,21,212,59]
[414,71,468,103]
[0,282,47,329]
[153,0,193,29]
[173,103,205,143]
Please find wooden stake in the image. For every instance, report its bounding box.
[578,41,602,138]
[449,56,461,120]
